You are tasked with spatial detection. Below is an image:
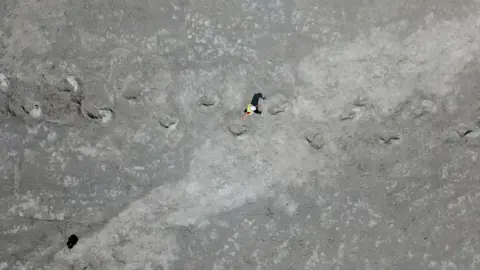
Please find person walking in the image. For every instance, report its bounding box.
[243,93,266,120]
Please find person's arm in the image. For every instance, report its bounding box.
[243,113,248,120]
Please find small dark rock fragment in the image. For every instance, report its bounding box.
[67,234,78,249]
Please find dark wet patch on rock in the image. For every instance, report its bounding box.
[67,234,78,249]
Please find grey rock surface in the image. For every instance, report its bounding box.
[198,94,217,107]
[267,94,289,115]
[0,73,9,92]
[2,0,480,269]
[122,83,143,101]
[228,122,249,136]
[305,130,325,150]
[56,77,80,93]
[155,109,178,128]
[339,109,356,121]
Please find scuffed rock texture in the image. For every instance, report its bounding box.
[0,73,9,92]
[197,94,217,107]
[155,109,178,128]
[228,122,249,136]
[81,102,101,120]
[339,108,356,120]
[2,0,480,269]
[353,96,368,107]
[122,84,143,100]
[305,130,325,149]
[379,131,401,144]
[97,109,114,124]
[21,100,42,118]
[56,76,79,93]
[267,94,289,115]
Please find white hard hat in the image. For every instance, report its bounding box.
[250,105,256,111]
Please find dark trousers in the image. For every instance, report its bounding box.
[251,93,265,106]
[244,93,265,114]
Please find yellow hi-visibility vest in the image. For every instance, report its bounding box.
[246,104,255,115]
